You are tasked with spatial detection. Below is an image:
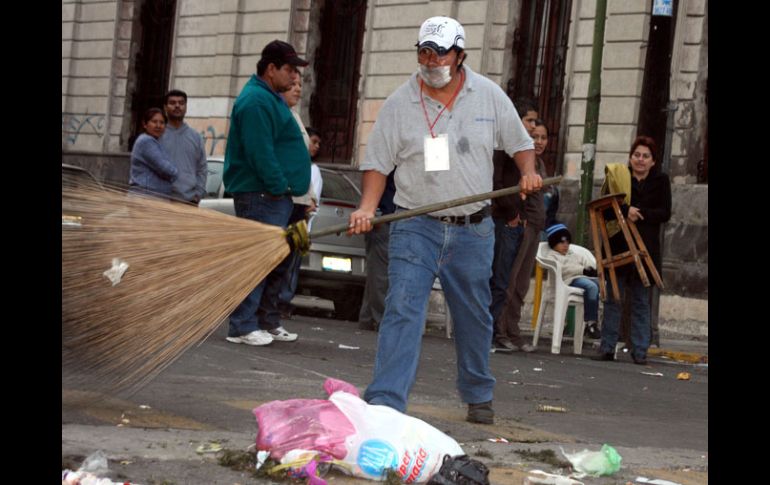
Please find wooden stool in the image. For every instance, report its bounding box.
[586,193,664,301]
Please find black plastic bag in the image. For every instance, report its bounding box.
[427,454,490,485]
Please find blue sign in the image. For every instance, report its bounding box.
[653,0,673,16]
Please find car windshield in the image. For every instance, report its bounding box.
[321,171,359,203]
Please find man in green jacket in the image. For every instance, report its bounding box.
[223,40,311,347]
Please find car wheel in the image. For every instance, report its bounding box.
[333,287,363,322]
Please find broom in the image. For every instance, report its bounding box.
[62,173,560,393]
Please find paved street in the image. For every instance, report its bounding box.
[62,310,707,485]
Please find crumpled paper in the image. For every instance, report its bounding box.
[103,258,129,286]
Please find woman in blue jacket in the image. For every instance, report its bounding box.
[129,108,179,198]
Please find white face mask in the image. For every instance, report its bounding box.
[419,65,452,88]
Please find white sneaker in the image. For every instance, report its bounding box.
[226,330,273,346]
[267,326,298,342]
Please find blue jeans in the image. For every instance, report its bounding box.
[228,192,294,337]
[568,277,599,322]
[598,270,651,359]
[363,214,496,412]
[489,219,524,324]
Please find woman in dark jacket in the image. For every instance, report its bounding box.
[593,136,671,365]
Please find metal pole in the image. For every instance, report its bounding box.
[575,0,608,246]
[311,176,562,238]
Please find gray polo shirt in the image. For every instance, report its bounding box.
[361,65,533,216]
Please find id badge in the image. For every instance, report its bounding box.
[424,134,450,171]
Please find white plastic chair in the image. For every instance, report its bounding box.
[533,242,596,354]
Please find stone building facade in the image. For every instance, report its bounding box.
[62,0,707,335]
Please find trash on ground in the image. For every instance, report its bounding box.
[253,377,464,482]
[676,372,691,380]
[640,372,664,377]
[139,404,151,409]
[533,368,544,372]
[102,257,129,286]
[537,404,567,413]
[62,450,142,484]
[560,444,622,477]
[524,469,584,484]
[487,437,509,443]
[338,344,360,350]
[196,442,223,454]
[635,477,683,485]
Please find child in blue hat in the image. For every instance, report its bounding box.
[545,224,601,339]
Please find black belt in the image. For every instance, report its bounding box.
[427,206,491,225]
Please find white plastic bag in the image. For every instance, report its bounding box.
[329,391,464,482]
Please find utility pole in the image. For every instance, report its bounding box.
[575,0,608,245]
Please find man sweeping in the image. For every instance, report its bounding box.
[347,17,541,424]
[223,40,311,347]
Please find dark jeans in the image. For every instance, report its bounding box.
[278,204,309,308]
[598,269,651,360]
[358,222,391,325]
[489,219,524,328]
[228,192,294,337]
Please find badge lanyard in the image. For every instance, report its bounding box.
[419,69,465,138]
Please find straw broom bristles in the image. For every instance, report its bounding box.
[62,176,291,393]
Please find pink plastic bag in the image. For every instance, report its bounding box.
[253,379,358,460]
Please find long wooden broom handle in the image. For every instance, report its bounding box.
[311,176,562,238]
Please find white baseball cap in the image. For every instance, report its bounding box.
[417,16,465,54]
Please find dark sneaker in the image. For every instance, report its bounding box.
[467,401,494,424]
[632,354,648,365]
[584,323,602,340]
[591,352,615,362]
[358,320,379,331]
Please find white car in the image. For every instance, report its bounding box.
[199,157,366,320]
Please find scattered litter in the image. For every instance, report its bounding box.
[524,469,584,484]
[487,437,509,443]
[676,372,691,380]
[196,442,223,454]
[119,460,133,465]
[635,477,683,485]
[561,444,622,477]
[537,404,567,413]
[311,327,323,331]
[102,258,129,286]
[62,215,83,227]
[511,369,520,374]
[139,404,151,409]
[62,450,140,485]
[507,381,561,389]
[256,450,269,470]
[533,368,544,372]
[338,344,360,350]
[640,372,664,377]
[121,418,130,424]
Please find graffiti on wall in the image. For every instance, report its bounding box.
[62,112,105,145]
[199,125,226,156]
